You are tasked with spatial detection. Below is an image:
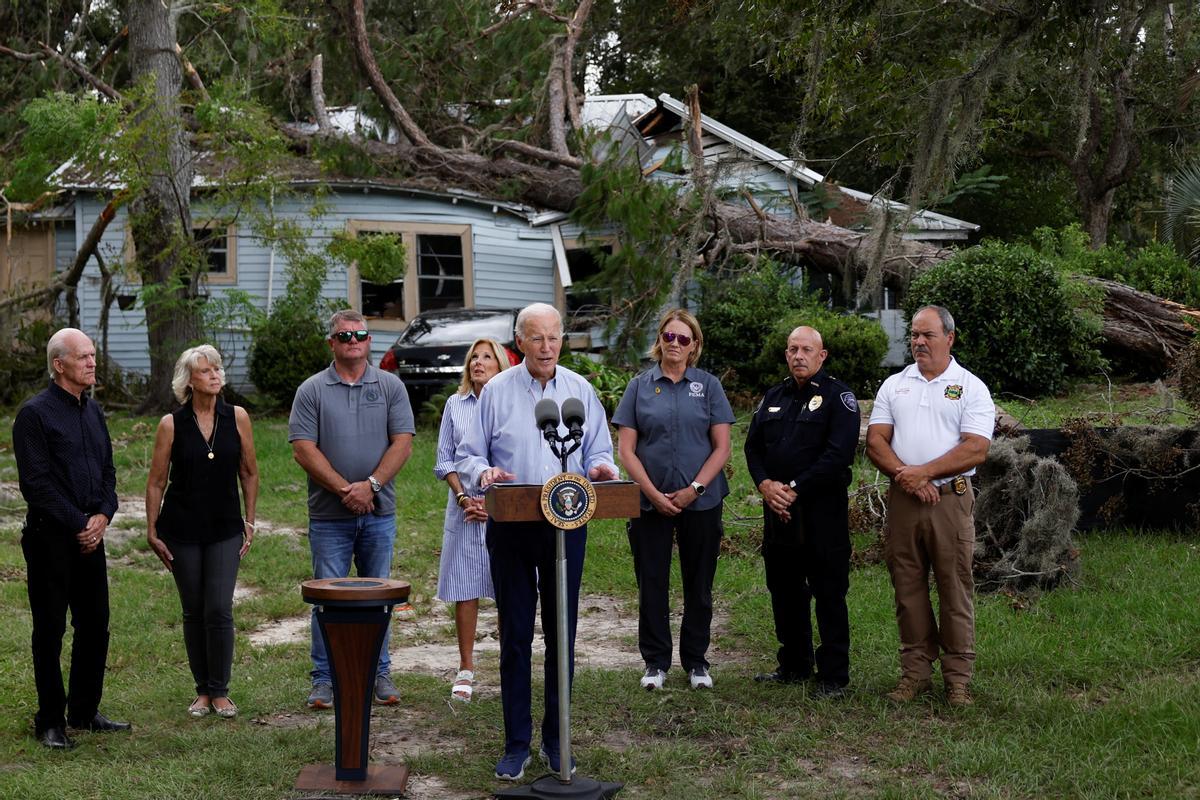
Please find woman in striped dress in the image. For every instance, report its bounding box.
[435,337,510,701]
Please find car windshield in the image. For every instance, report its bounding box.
[397,311,514,346]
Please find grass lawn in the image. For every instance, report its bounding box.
[0,388,1197,799]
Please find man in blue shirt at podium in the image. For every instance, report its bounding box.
[457,302,618,781]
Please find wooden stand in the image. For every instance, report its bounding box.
[488,480,637,800]
[297,577,411,796]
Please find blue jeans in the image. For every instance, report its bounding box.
[308,514,397,685]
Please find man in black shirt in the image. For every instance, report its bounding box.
[744,326,860,697]
[13,328,129,749]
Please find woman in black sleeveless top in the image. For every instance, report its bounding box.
[146,345,259,718]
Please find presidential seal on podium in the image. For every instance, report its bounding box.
[541,472,597,530]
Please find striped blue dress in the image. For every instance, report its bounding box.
[434,391,495,602]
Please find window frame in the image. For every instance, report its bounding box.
[345,220,474,331]
[121,218,238,286]
[554,235,619,314]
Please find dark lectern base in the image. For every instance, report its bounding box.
[495,775,623,799]
[295,763,410,795]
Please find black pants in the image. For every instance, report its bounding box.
[487,520,584,756]
[21,523,110,733]
[627,505,723,672]
[168,536,241,698]
[762,501,851,686]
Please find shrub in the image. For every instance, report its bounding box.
[559,352,635,418]
[904,241,1104,396]
[0,317,56,408]
[751,310,889,398]
[248,307,330,408]
[1032,224,1200,307]
[697,260,810,393]
[1102,242,1200,307]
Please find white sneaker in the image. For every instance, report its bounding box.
[689,667,713,689]
[639,667,666,690]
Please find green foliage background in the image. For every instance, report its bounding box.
[904,240,1105,396]
[752,310,889,398]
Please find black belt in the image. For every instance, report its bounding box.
[938,476,971,496]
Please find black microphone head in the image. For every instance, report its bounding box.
[561,397,585,428]
[534,398,560,430]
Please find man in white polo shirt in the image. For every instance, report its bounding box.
[866,305,995,707]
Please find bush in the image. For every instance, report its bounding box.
[1033,224,1200,307]
[697,261,810,393]
[904,241,1104,397]
[0,317,56,408]
[751,309,889,398]
[247,307,330,408]
[559,352,635,417]
[1101,242,1200,307]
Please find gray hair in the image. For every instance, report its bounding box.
[914,305,955,335]
[171,344,226,403]
[515,302,562,338]
[46,328,88,377]
[328,309,367,337]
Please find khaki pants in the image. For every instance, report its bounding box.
[883,482,976,684]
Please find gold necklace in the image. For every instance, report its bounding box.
[194,412,218,460]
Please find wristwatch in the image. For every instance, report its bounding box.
[691,481,706,496]
[367,475,383,493]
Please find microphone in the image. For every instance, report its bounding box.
[534,398,561,444]
[561,397,585,443]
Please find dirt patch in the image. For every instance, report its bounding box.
[247,594,735,684]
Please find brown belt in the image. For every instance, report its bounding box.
[938,476,971,496]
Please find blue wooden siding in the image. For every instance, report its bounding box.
[68,190,561,391]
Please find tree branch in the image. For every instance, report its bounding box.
[36,41,124,102]
[494,138,582,168]
[310,54,332,134]
[342,0,431,147]
[0,192,126,313]
[174,42,210,102]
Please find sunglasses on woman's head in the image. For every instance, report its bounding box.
[661,331,692,347]
[334,330,369,343]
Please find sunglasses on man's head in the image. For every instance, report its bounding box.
[334,330,369,343]
[661,331,693,347]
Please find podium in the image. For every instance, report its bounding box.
[487,479,639,800]
[296,577,411,795]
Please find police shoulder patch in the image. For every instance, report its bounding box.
[840,391,857,412]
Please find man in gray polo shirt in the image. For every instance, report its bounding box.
[288,309,415,709]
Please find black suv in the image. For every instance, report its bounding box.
[379,308,519,403]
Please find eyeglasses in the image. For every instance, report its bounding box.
[334,330,369,343]
[661,331,693,347]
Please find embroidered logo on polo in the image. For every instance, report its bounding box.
[688,381,705,398]
[840,392,857,412]
[365,389,380,402]
[944,385,963,400]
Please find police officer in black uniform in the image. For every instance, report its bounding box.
[745,325,860,697]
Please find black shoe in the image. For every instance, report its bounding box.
[754,670,808,684]
[37,727,74,750]
[68,713,131,732]
[812,681,848,699]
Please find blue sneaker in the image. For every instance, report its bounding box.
[494,750,532,781]
[539,744,577,776]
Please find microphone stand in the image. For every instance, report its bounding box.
[497,428,621,800]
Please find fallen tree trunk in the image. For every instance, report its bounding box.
[1081,276,1200,375]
